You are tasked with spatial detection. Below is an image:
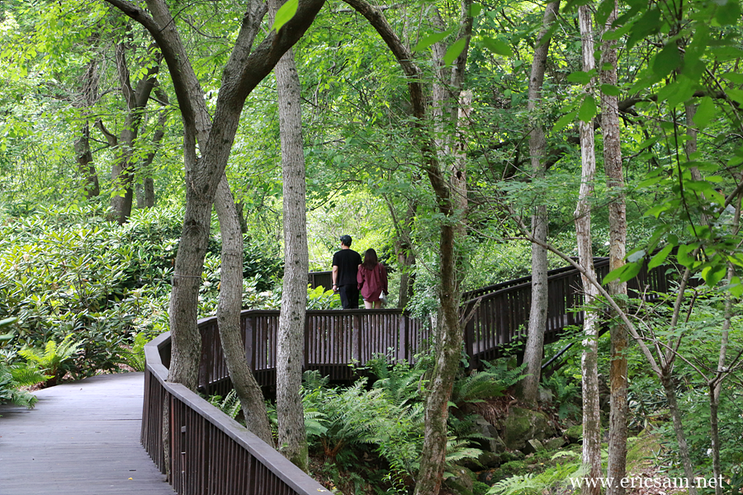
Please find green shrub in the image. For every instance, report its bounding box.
[0,205,286,378]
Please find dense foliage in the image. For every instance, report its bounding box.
[0,204,287,394]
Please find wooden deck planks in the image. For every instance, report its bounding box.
[0,372,175,495]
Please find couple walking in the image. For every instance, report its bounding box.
[331,235,388,309]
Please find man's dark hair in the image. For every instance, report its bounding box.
[340,235,352,247]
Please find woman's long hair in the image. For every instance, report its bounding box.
[362,248,378,271]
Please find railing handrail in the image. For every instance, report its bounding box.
[143,333,330,495]
[461,257,611,304]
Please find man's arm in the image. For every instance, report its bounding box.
[332,265,338,291]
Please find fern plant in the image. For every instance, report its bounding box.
[116,332,150,372]
[487,460,587,495]
[450,359,526,408]
[0,322,48,407]
[18,333,81,386]
[208,389,243,419]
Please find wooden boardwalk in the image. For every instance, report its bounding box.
[0,372,175,495]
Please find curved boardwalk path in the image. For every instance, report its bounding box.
[0,372,175,495]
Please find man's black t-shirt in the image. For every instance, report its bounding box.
[332,249,362,286]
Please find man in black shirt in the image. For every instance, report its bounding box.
[332,235,362,309]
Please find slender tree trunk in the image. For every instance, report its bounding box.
[661,373,698,491]
[600,3,629,493]
[74,59,101,199]
[576,7,601,494]
[136,86,169,208]
[74,123,101,199]
[415,223,463,495]
[710,186,740,495]
[110,42,161,224]
[519,0,559,407]
[214,177,274,444]
[386,197,417,308]
[272,28,309,468]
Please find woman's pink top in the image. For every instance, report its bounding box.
[357,263,388,302]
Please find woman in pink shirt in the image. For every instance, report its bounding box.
[357,248,388,309]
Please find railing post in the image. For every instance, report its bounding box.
[244,313,254,370]
[358,314,363,364]
[463,301,475,368]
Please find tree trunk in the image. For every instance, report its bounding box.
[107,0,325,390]
[272,10,310,467]
[710,186,740,495]
[110,42,161,224]
[600,3,629,493]
[214,177,274,443]
[519,0,559,407]
[576,6,601,494]
[415,223,463,495]
[386,198,417,308]
[73,59,101,199]
[415,5,472,494]
[661,373,698,493]
[74,122,101,199]
[136,86,169,209]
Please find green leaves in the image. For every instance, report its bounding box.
[413,29,455,52]
[481,37,513,57]
[715,0,742,25]
[271,0,298,33]
[552,111,578,133]
[444,38,468,65]
[652,44,682,78]
[578,96,597,122]
[693,97,716,130]
[567,70,596,84]
[627,8,661,49]
[647,244,674,270]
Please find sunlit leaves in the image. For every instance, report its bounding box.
[578,96,597,122]
[444,38,468,65]
[647,244,674,270]
[552,111,577,133]
[413,28,455,52]
[272,0,298,33]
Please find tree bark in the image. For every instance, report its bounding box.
[600,3,629,493]
[136,86,169,209]
[337,2,472,491]
[73,59,101,199]
[110,41,161,224]
[214,177,274,444]
[271,0,310,467]
[106,0,326,390]
[519,0,559,407]
[576,7,601,494]
[710,185,741,495]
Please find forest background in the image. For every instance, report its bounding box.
[0,0,742,494]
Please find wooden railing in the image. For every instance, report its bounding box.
[307,271,332,291]
[141,333,331,495]
[141,257,678,495]
[194,309,430,395]
[462,258,676,367]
